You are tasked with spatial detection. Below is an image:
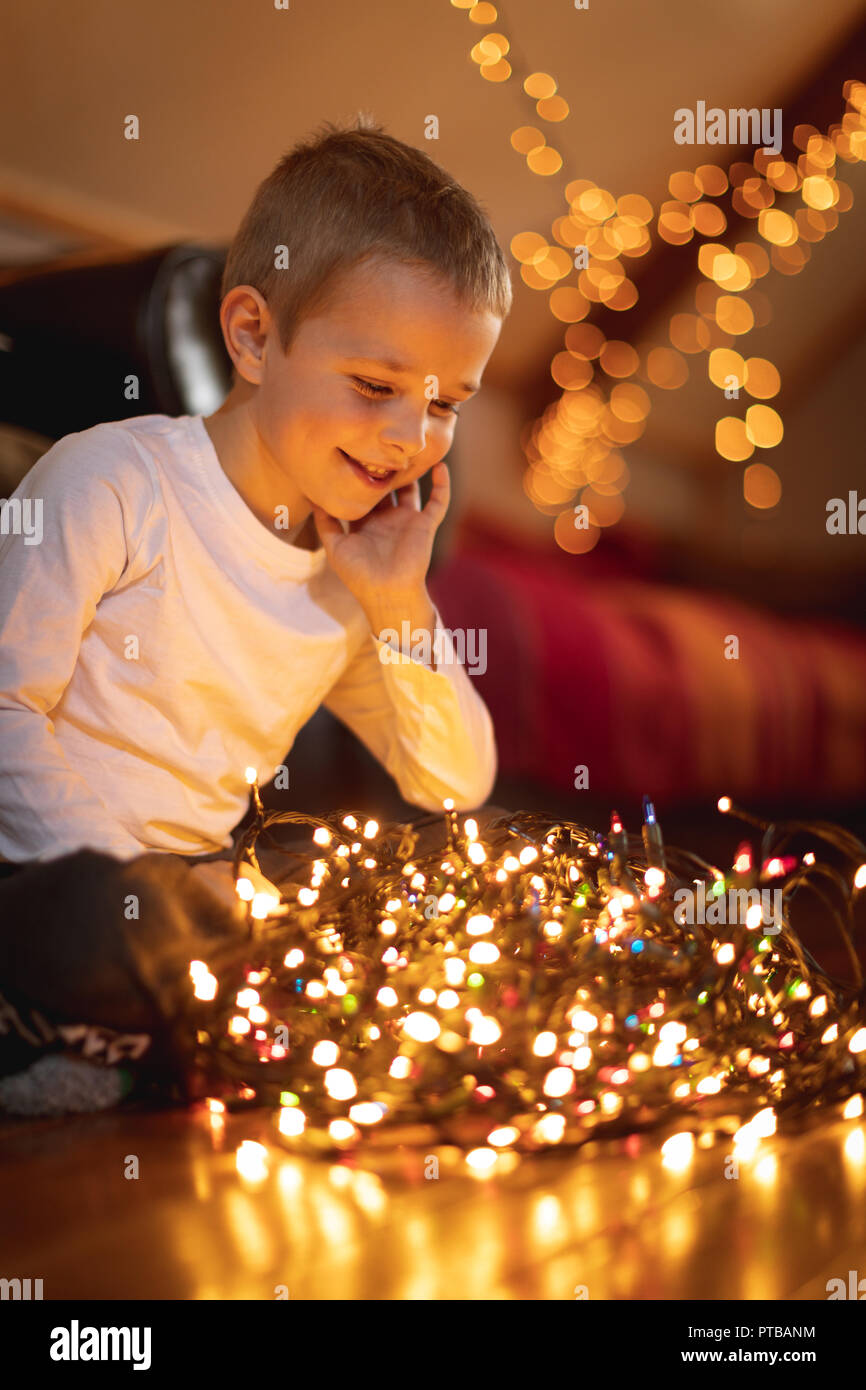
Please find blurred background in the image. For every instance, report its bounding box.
[1,0,865,863]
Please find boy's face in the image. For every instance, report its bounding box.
[250,257,503,522]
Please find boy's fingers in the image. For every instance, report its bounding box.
[235,862,283,901]
[393,479,422,510]
[422,462,450,525]
[187,860,246,919]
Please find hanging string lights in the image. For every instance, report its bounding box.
[449,1,865,551]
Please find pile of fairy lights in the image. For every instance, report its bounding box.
[187,773,866,1168]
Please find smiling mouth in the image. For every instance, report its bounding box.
[338,449,398,488]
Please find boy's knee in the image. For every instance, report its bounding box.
[0,845,245,1050]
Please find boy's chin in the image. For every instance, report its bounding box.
[319,495,391,522]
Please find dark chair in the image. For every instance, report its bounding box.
[0,243,232,440]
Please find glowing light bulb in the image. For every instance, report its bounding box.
[469,1016,501,1046]
[235,1140,268,1181]
[402,1012,440,1043]
[733,1124,759,1158]
[751,1107,776,1137]
[469,941,499,964]
[324,1068,357,1100]
[278,1107,306,1136]
[572,1010,598,1032]
[465,1147,497,1171]
[250,892,279,920]
[543,1067,574,1097]
[661,1132,694,1165]
[444,958,466,985]
[653,1041,678,1067]
[349,1102,386,1125]
[466,914,494,936]
[533,1113,565,1143]
[488,1126,519,1147]
[193,971,217,1001]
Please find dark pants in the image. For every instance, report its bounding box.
[0,806,506,1085]
[0,845,249,1083]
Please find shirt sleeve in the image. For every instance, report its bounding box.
[0,433,152,863]
[322,605,497,811]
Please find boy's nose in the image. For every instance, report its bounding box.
[378,410,432,460]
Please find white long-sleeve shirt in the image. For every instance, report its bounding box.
[0,413,496,864]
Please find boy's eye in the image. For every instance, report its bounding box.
[353,377,459,415]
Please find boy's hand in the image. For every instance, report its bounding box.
[187,859,283,918]
[311,462,450,636]
[187,859,246,917]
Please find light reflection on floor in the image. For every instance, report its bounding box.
[2,1101,865,1299]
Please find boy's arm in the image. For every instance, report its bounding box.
[0,437,149,863]
[312,465,496,811]
[322,591,497,811]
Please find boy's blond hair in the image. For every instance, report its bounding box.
[220,113,512,362]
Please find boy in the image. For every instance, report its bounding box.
[0,118,511,1075]
[0,116,511,875]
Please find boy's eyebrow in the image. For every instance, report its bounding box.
[342,356,480,395]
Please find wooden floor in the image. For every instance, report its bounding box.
[2,1099,865,1300]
